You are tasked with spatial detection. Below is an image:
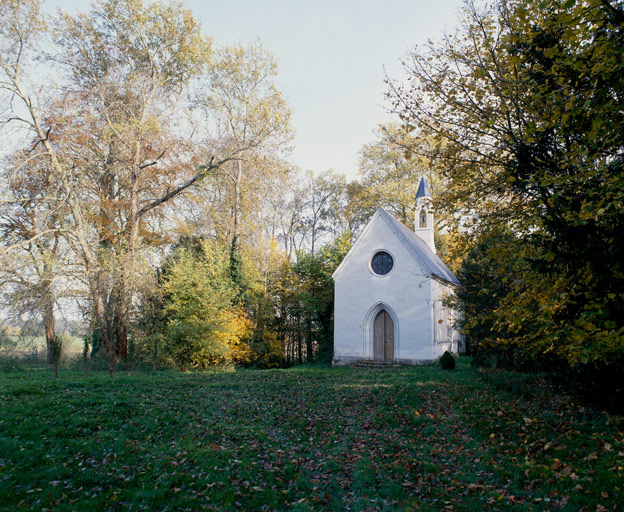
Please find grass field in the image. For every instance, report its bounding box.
[0,360,622,511]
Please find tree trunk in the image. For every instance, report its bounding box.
[233,160,242,254]
[43,290,55,365]
[305,314,313,363]
[114,162,141,360]
[83,336,90,376]
[296,313,303,365]
[229,160,245,296]
[41,222,59,365]
[91,280,116,376]
[114,296,129,360]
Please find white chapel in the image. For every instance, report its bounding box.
[332,177,462,364]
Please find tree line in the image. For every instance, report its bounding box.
[2,0,622,397]
[0,0,432,373]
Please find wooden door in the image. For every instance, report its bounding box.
[373,310,394,361]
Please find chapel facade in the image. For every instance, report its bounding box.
[332,177,462,364]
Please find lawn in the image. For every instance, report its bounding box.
[0,360,622,511]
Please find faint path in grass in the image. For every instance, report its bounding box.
[0,361,622,511]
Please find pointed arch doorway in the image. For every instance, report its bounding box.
[373,309,394,360]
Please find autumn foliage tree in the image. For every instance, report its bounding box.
[194,40,293,296]
[52,0,219,366]
[351,124,464,266]
[0,147,68,364]
[353,124,434,227]
[0,0,69,365]
[0,0,245,374]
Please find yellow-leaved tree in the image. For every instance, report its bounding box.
[160,240,254,370]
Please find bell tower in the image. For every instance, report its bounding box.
[414,176,435,253]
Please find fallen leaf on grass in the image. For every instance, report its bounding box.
[467,483,485,490]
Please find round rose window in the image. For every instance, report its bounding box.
[371,251,393,275]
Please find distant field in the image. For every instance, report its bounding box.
[1,335,84,357]
[0,361,622,511]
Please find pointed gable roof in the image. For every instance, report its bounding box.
[332,208,460,286]
[415,176,431,199]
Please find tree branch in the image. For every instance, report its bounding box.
[139,148,167,169]
[28,126,51,154]
[600,0,624,25]
[136,157,234,218]
[0,228,64,256]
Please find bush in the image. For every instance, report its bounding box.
[439,350,456,370]
[470,351,492,368]
[0,355,22,373]
[161,246,238,370]
[0,331,18,354]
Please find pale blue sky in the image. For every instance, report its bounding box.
[46,0,465,179]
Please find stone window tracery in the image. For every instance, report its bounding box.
[371,251,393,275]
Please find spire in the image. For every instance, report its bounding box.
[415,176,431,199]
[414,176,435,253]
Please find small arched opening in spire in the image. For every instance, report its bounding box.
[419,209,427,229]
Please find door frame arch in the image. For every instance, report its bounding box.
[363,302,399,360]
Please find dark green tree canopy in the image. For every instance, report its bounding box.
[390,0,624,377]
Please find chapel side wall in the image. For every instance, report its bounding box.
[396,276,435,360]
[430,280,462,357]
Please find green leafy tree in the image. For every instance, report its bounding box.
[390,0,624,380]
[353,124,435,227]
[276,233,352,364]
[453,228,526,361]
[161,242,236,370]
[195,40,293,299]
